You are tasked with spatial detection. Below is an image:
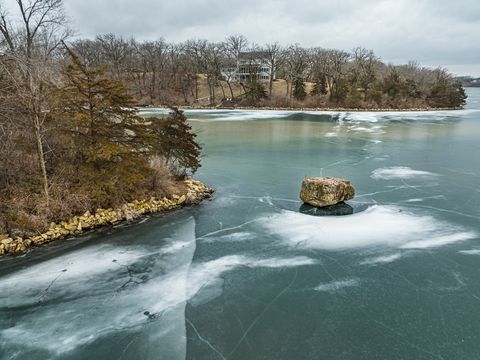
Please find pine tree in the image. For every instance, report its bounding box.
[242,81,267,102]
[52,46,154,206]
[150,108,202,176]
[311,75,328,96]
[427,75,467,108]
[293,78,307,100]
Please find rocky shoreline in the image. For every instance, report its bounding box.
[0,179,213,257]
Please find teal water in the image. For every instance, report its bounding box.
[1,89,480,359]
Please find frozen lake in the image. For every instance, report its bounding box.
[1,88,480,359]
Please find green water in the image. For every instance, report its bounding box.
[1,89,480,359]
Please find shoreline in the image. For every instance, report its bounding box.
[0,179,214,257]
[142,105,464,112]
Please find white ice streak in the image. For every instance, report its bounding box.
[245,256,317,268]
[371,166,439,180]
[181,109,291,121]
[324,132,338,137]
[318,109,479,123]
[139,108,479,123]
[0,245,146,302]
[459,249,480,255]
[260,205,476,250]
[360,253,403,265]
[203,231,256,243]
[314,279,359,292]
[348,124,384,133]
[400,233,475,249]
[160,240,193,254]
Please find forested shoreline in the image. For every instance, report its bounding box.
[70,35,467,110]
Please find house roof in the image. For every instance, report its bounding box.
[238,51,271,60]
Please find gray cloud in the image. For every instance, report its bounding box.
[3,0,480,75]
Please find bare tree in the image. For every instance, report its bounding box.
[282,44,309,100]
[351,47,378,100]
[224,34,248,60]
[136,39,167,103]
[220,35,249,100]
[0,0,71,206]
[185,39,209,102]
[204,43,223,104]
[264,42,284,96]
[96,33,131,78]
[324,49,350,102]
[71,39,102,67]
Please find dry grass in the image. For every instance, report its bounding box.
[0,158,189,238]
[135,77,322,108]
[150,156,188,196]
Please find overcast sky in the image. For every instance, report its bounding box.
[4,0,480,76]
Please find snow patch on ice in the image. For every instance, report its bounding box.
[260,205,475,250]
[371,166,439,180]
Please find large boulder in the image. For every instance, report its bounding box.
[300,177,355,207]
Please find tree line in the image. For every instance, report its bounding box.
[0,0,200,236]
[70,34,467,109]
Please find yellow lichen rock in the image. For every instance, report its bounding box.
[2,179,214,257]
[177,195,186,205]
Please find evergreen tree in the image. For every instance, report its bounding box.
[330,79,348,102]
[293,78,307,100]
[311,75,328,96]
[242,80,267,102]
[427,76,467,108]
[150,108,202,176]
[52,47,154,206]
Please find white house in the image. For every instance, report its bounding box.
[222,51,275,82]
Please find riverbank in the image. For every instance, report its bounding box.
[0,179,213,257]
[147,104,463,112]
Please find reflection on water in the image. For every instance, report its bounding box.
[299,202,355,216]
[1,89,480,360]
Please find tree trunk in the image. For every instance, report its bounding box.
[219,81,226,100]
[33,112,49,206]
[227,81,234,99]
[211,81,215,105]
[269,61,274,96]
[194,76,198,102]
[26,60,50,207]
[150,70,156,103]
